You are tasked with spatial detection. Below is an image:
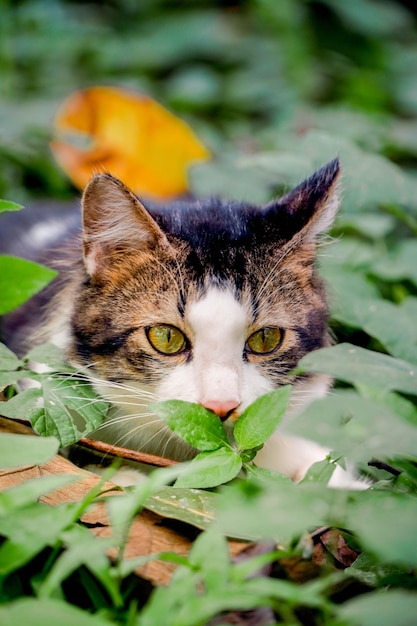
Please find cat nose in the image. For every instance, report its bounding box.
[201,399,240,421]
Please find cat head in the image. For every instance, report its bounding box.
[68,159,341,457]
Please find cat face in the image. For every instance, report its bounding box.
[66,159,340,458]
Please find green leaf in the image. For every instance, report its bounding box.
[298,343,417,395]
[0,598,115,626]
[175,448,242,489]
[0,375,108,447]
[0,433,59,468]
[300,458,337,485]
[335,212,395,239]
[0,369,36,388]
[357,384,417,426]
[38,525,121,606]
[285,130,417,212]
[217,479,348,544]
[346,491,417,568]
[24,343,73,371]
[0,501,80,573]
[151,399,229,450]
[326,291,417,363]
[286,389,417,463]
[107,464,187,535]
[0,342,23,371]
[145,486,217,531]
[0,255,57,314]
[0,387,45,424]
[371,239,417,287]
[245,464,292,485]
[234,386,291,450]
[339,589,417,626]
[188,527,230,591]
[0,199,23,213]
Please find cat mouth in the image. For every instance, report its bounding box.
[221,409,240,423]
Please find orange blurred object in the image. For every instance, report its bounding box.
[51,86,210,198]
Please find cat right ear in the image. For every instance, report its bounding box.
[81,174,169,277]
[264,158,341,245]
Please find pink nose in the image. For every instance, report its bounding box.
[201,399,240,420]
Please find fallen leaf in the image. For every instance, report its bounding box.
[51,86,210,198]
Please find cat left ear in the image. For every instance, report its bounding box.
[81,174,170,277]
[265,158,341,243]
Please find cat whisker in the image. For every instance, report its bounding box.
[94,413,158,430]
[60,374,159,403]
[109,419,171,451]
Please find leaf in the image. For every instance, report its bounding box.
[0,433,59,469]
[217,479,348,544]
[107,464,187,534]
[51,87,210,198]
[286,389,417,463]
[319,260,381,321]
[190,155,274,203]
[0,198,23,213]
[151,399,229,451]
[0,501,80,573]
[234,386,291,450]
[175,448,242,489]
[348,491,417,568]
[145,486,217,531]
[301,458,337,486]
[327,0,412,37]
[339,589,417,626]
[38,525,121,606]
[0,370,36,389]
[0,255,57,315]
[327,295,417,363]
[346,491,417,568]
[188,527,230,591]
[335,212,395,239]
[371,239,417,287]
[357,384,417,426]
[0,342,23,371]
[24,343,73,371]
[0,375,108,447]
[298,343,417,395]
[0,598,115,626]
[284,130,417,212]
[0,387,45,424]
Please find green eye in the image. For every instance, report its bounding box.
[146,324,187,355]
[246,327,283,355]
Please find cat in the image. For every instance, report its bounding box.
[0,158,364,487]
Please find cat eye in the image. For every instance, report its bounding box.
[146,324,187,355]
[246,327,283,355]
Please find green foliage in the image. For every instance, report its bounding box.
[0,200,23,213]
[0,255,57,315]
[1,0,417,624]
[0,343,108,446]
[151,386,290,488]
[0,201,56,314]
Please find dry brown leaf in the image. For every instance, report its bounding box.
[51,86,210,198]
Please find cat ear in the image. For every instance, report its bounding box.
[265,158,341,243]
[81,173,169,276]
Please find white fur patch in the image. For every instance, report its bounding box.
[158,287,274,410]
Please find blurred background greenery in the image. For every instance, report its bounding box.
[1,0,417,204]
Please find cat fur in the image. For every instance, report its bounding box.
[1,159,365,487]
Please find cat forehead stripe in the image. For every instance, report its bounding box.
[188,287,247,347]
